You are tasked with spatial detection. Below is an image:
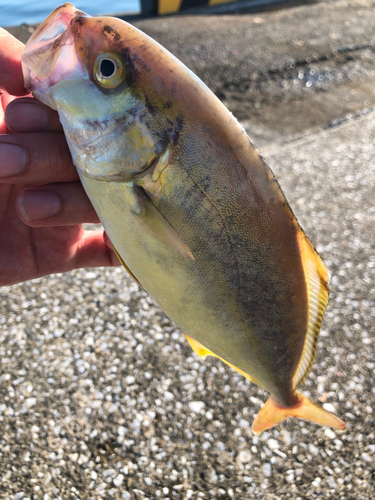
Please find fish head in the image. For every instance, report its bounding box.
[22,3,181,181]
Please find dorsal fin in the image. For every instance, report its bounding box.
[293,231,329,389]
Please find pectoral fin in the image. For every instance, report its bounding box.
[184,334,260,385]
[135,186,194,261]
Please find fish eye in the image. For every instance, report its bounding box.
[100,59,116,77]
[93,53,125,89]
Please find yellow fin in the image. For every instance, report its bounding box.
[252,391,346,435]
[185,334,212,359]
[293,232,329,389]
[110,242,143,287]
[184,334,260,385]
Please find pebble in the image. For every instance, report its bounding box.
[262,464,272,477]
[113,474,124,487]
[322,403,336,413]
[324,428,336,439]
[164,391,174,401]
[24,398,37,408]
[125,375,135,385]
[237,450,251,463]
[286,471,295,483]
[312,477,322,487]
[327,476,336,488]
[266,438,279,450]
[308,443,320,456]
[103,469,116,478]
[188,401,205,413]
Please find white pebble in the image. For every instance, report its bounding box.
[263,463,272,477]
[286,471,295,483]
[85,272,97,279]
[103,469,116,478]
[164,391,174,401]
[267,438,279,450]
[327,476,336,488]
[237,450,251,463]
[189,401,205,413]
[362,453,371,462]
[324,428,336,439]
[24,398,37,408]
[117,426,127,436]
[308,443,319,456]
[322,403,336,413]
[281,430,292,446]
[312,477,322,487]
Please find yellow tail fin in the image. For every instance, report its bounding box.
[252,391,346,434]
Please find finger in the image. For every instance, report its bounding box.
[0,132,79,183]
[74,230,120,269]
[5,97,63,133]
[1,94,27,134]
[16,182,100,226]
[0,28,28,96]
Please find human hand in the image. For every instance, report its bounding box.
[0,28,119,287]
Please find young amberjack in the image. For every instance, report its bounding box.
[22,3,346,434]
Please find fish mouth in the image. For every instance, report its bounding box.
[22,3,88,97]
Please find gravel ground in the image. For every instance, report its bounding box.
[1,1,375,499]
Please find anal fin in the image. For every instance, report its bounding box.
[184,334,260,385]
[252,391,346,435]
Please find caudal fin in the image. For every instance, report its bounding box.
[252,391,346,434]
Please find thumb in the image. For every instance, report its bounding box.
[0,28,29,96]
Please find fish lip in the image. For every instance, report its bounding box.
[22,3,89,94]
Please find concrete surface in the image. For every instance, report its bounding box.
[1,0,374,498]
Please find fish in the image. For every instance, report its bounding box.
[22,3,346,434]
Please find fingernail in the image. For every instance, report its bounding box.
[18,190,62,221]
[0,143,27,177]
[6,102,49,132]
